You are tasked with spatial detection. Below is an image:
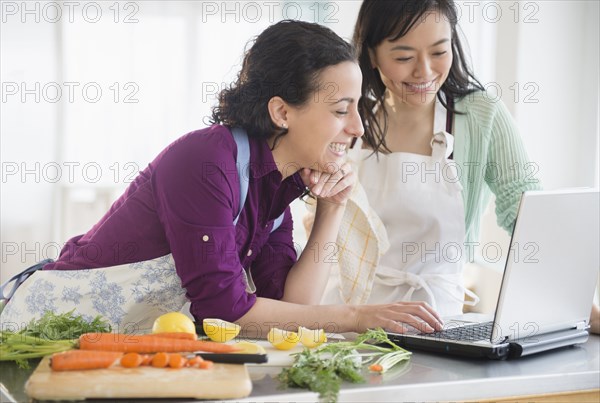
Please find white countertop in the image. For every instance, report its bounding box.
[1,335,598,402]
[244,335,600,402]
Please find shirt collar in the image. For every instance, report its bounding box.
[247,135,279,179]
[247,135,307,194]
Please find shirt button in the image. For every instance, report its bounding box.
[202,235,209,242]
[247,249,253,257]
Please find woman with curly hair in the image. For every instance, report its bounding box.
[2,19,443,336]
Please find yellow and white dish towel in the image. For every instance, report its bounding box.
[336,181,390,304]
[305,178,389,305]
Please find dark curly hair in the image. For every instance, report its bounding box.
[353,0,485,152]
[210,20,356,143]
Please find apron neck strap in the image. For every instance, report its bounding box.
[432,97,454,161]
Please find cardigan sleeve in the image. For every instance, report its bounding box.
[485,99,542,232]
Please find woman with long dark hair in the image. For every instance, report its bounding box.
[322,0,545,319]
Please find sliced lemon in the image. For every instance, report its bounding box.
[298,326,327,348]
[203,318,241,342]
[231,340,267,354]
[152,312,196,335]
[267,327,300,350]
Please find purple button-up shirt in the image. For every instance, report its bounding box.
[45,125,306,322]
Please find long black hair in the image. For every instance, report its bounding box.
[211,20,356,143]
[353,0,484,152]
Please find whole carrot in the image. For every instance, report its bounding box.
[50,350,123,371]
[79,333,240,354]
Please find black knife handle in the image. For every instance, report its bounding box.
[195,353,268,364]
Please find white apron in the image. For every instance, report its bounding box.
[322,101,478,317]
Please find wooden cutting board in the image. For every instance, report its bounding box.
[25,356,252,400]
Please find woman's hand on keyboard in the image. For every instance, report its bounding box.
[352,301,444,334]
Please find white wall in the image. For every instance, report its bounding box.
[467,1,600,312]
[1,1,598,304]
[1,10,59,274]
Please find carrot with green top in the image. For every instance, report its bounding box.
[50,350,123,371]
[78,333,239,353]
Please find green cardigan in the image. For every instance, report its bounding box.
[453,90,542,243]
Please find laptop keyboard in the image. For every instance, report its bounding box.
[420,321,494,341]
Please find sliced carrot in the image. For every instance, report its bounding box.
[168,353,187,369]
[151,352,169,368]
[186,356,204,368]
[140,354,153,366]
[79,333,240,354]
[120,352,143,368]
[50,350,123,371]
[198,360,213,369]
[147,332,197,340]
[369,363,383,373]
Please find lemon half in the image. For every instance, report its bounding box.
[152,312,196,335]
[298,326,327,348]
[203,318,241,342]
[267,328,300,350]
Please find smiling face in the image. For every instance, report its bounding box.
[278,61,364,172]
[371,10,453,109]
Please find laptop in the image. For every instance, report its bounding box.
[388,188,600,359]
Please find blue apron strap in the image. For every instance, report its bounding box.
[0,258,54,301]
[231,127,250,226]
[271,213,284,233]
[230,126,286,234]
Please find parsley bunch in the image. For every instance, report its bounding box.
[278,328,411,402]
[19,309,111,340]
[0,310,111,368]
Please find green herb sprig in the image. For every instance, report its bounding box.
[278,328,411,402]
[18,309,111,340]
[0,310,111,368]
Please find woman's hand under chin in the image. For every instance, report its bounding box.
[299,163,354,206]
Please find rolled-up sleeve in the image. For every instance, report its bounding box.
[486,101,542,232]
[151,129,256,323]
[251,208,297,300]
